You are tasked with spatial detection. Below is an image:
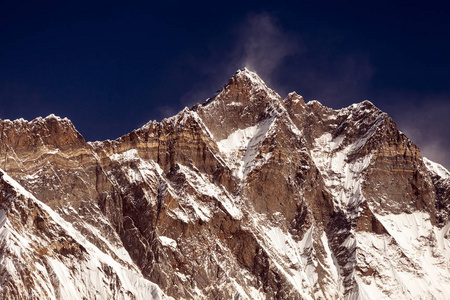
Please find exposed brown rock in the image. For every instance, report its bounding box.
[0,68,449,299]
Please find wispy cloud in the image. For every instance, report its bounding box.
[169,12,450,171]
[233,13,304,89]
[230,13,374,104]
[155,105,178,120]
[175,13,304,107]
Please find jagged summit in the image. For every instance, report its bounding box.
[0,113,86,154]
[191,69,284,140]
[1,68,449,300]
[284,91,304,103]
[1,113,71,123]
[200,68,281,109]
[233,67,268,87]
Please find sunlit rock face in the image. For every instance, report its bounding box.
[1,68,449,299]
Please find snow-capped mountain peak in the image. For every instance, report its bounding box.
[1,69,449,299]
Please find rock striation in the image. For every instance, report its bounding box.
[0,68,449,299]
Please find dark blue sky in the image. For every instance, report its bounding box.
[1,0,449,167]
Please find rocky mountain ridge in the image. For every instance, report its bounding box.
[0,68,449,299]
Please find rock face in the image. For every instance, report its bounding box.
[0,68,449,299]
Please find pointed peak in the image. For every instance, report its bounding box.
[198,67,281,109]
[284,92,305,106]
[232,67,266,86]
[162,107,191,123]
[287,91,300,97]
[238,67,250,72]
[306,99,324,107]
[235,66,251,74]
[345,100,382,116]
[45,113,61,120]
[358,100,376,109]
[225,67,281,102]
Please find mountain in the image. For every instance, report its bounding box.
[0,68,449,299]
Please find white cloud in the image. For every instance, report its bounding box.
[234,13,303,87]
[177,13,304,106]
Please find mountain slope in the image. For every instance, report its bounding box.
[0,68,449,299]
[0,169,170,299]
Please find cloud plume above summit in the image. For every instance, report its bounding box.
[233,13,303,88]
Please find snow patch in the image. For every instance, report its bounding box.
[353,212,450,299]
[260,224,341,299]
[218,117,275,179]
[217,125,258,155]
[424,157,450,179]
[311,133,373,209]
[110,149,139,162]
[159,236,177,249]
